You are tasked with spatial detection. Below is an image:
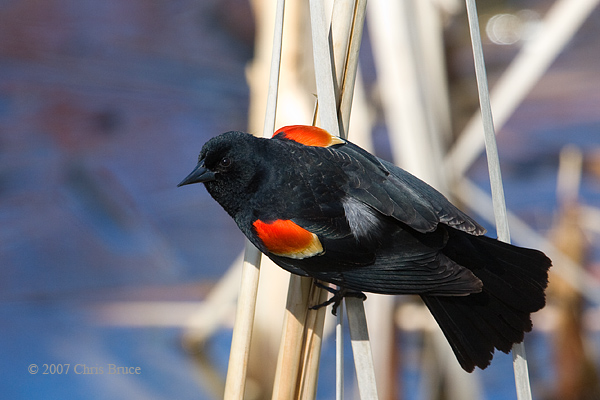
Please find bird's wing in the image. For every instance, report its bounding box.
[264,220,483,296]
[336,141,486,235]
[272,125,485,235]
[265,126,484,295]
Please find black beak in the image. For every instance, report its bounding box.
[177,161,216,187]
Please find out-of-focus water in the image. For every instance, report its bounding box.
[1,1,599,399]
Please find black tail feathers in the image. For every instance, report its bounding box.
[422,231,551,372]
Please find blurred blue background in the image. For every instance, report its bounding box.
[1,0,599,399]
[0,1,251,398]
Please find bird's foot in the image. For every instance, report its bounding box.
[310,281,366,316]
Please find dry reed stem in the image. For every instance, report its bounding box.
[335,0,367,137]
[272,0,350,397]
[224,243,264,399]
[329,1,380,398]
[297,286,329,399]
[329,1,368,398]
[367,0,476,396]
[312,0,378,398]
[346,297,379,399]
[272,275,314,400]
[464,0,532,398]
[272,0,374,398]
[309,0,340,137]
[223,0,286,398]
[446,0,600,179]
[335,303,344,400]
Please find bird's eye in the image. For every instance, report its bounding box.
[219,157,232,168]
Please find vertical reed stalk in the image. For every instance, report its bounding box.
[464,0,530,398]
[335,303,344,400]
[447,0,600,179]
[310,0,378,397]
[271,0,374,398]
[223,0,286,398]
[272,275,321,399]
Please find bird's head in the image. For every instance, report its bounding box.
[178,131,266,218]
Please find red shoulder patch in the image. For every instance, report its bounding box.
[253,219,323,259]
[273,125,345,147]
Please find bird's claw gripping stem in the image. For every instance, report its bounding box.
[310,280,366,315]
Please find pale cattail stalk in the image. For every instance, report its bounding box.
[223,0,286,398]
[446,0,600,180]
[465,2,530,397]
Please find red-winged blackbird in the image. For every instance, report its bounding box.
[178,125,551,372]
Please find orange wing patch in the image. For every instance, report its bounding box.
[273,125,345,147]
[253,219,323,259]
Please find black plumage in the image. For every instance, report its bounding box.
[178,126,551,372]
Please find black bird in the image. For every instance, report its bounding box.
[178,125,551,372]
